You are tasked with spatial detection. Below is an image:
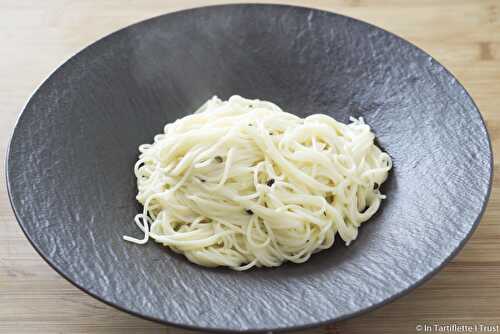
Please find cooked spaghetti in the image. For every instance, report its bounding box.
[124,95,392,270]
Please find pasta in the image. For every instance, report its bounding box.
[124,95,392,270]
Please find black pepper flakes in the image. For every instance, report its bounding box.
[214,156,223,163]
[266,179,275,187]
[326,193,334,203]
[245,209,253,215]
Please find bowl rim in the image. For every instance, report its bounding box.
[5,3,494,333]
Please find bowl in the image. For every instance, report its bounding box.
[6,4,493,333]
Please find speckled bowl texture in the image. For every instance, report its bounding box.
[6,4,493,333]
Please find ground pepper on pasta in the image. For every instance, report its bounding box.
[124,95,392,270]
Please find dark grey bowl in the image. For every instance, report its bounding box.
[6,4,493,333]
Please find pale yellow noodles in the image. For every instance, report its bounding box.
[124,95,392,270]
